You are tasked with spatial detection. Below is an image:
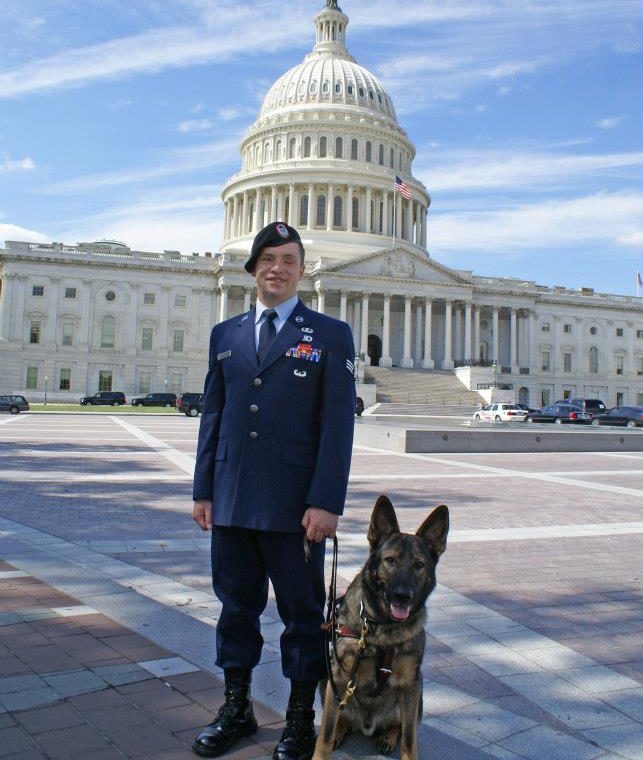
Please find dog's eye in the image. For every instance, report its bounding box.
[414,561,425,570]
[384,557,396,566]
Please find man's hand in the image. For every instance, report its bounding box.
[302,507,339,543]
[193,500,213,531]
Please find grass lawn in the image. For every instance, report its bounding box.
[29,404,182,414]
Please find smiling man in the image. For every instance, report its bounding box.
[191,222,356,760]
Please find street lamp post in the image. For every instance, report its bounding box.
[491,360,498,389]
[164,378,168,393]
[44,375,48,406]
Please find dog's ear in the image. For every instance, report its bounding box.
[416,504,449,557]
[368,495,401,549]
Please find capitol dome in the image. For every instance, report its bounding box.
[220,0,430,262]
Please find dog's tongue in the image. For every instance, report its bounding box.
[390,604,411,621]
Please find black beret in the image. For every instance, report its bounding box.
[245,222,302,273]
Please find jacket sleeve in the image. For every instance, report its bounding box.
[192,326,226,501]
[305,322,356,514]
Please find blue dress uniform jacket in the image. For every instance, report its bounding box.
[193,299,356,532]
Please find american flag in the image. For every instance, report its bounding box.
[638,271,643,288]
[395,175,411,199]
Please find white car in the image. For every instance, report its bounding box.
[473,403,528,422]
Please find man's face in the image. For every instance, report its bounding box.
[252,242,304,306]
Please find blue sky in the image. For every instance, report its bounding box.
[1,0,642,295]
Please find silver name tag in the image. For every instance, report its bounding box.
[217,350,232,361]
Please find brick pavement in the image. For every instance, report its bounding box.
[0,560,283,760]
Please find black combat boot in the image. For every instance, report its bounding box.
[192,668,257,757]
[272,680,317,760]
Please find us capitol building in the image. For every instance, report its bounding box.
[1,0,642,407]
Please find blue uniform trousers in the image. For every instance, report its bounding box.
[211,526,326,681]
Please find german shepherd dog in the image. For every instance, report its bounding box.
[313,496,449,760]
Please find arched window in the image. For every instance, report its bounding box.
[359,86,365,97]
[275,140,282,160]
[310,81,318,95]
[390,148,394,168]
[352,197,359,229]
[365,141,372,162]
[378,144,384,165]
[100,315,115,349]
[299,195,308,226]
[589,347,598,374]
[289,137,296,159]
[333,196,343,227]
[319,136,327,158]
[351,138,358,160]
[335,137,343,158]
[304,136,311,158]
[347,84,354,96]
[316,194,326,227]
[335,82,342,94]
[322,80,330,94]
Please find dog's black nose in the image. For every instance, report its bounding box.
[391,590,413,606]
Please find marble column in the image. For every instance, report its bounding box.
[422,298,434,369]
[307,183,314,230]
[381,294,392,367]
[360,293,370,365]
[473,306,481,363]
[405,200,413,242]
[401,295,413,368]
[353,298,361,354]
[395,193,402,240]
[253,190,261,232]
[492,306,499,363]
[414,299,423,363]
[365,188,372,233]
[382,192,389,238]
[243,287,253,313]
[326,185,334,231]
[510,308,518,372]
[288,185,295,226]
[347,186,354,230]
[442,300,454,369]
[242,191,249,235]
[316,287,326,314]
[464,301,472,363]
[454,305,462,362]
[339,291,348,323]
[218,284,229,324]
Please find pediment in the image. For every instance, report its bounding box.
[322,247,470,285]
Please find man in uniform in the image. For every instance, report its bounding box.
[191,222,356,760]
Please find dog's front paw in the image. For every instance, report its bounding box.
[375,726,400,755]
[333,716,351,748]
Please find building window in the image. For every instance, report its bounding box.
[30,321,41,344]
[616,355,624,375]
[316,194,326,227]
[378,144,384,165]
[141,327,153,351]
[170,373,183,396]
[638,393,643,406]
[333,196,343,227]
[65,287,77,299]
[616,391,624,406]
[358,86,365,97]
[352,197,359,229]
[563,323,572,333]
[303,136,311,158]
[26,366,38,390]
[541,389,551,407]
[289,138,296,159]
[541,350,550,372]
[59,368,71,391]
[616,327,624,337]
[335,137,343,158]
[390,148,394,168]
[319,137,327,158]
[139,371,152,394]
[347,84,354,96]
[637,330,643,339]
[589,346,598,373]
[175,295,187,307]
[541,322,550,332]
[144,292,155,305]
[62,322,74,347]
[275,140,282,160]
[32,285,44,296]
[173,329,185,353]
[590,326,597,335]
[563,352,572,373]
[98,370,113,392]
[299,194,308,226]
[351,139,358,160]
[100,316,115,348]
[365,141,372,162]
[638,357,643,376]
[105,290,116,302]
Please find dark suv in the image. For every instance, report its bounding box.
[556,398,606,418]
[131,392,177,408]
[177,392,203,417]
[80,391,126,406]
[0,395,30,414]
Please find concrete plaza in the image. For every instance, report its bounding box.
[0,412,642,759]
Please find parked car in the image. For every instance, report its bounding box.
[555,398,606,417]
[590,406,643,428]
[473,403,528,422]
[80,391,126,406]
[355,397,365,416]
[131,392,177,408]
[525,403,591,424]
[0,394,30,414]
[177,392,203,417]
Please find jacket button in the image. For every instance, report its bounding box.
[249,431,258,440]
[253,378,262,387]
[249,405,259,414]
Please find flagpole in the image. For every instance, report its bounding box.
[392,176,396,248]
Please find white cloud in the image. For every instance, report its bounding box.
[0,222,50,244]
[0,156,36,173]
[618,232,643,248]
[428,192,643,255]
[596,116,624,130]
[178,119,214,133]
[497,85,512,96]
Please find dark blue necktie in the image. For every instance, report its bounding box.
[257,308,277,364]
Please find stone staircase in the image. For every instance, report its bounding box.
[363,366,485,409]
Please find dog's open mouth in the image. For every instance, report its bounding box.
[390,603,411,621]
